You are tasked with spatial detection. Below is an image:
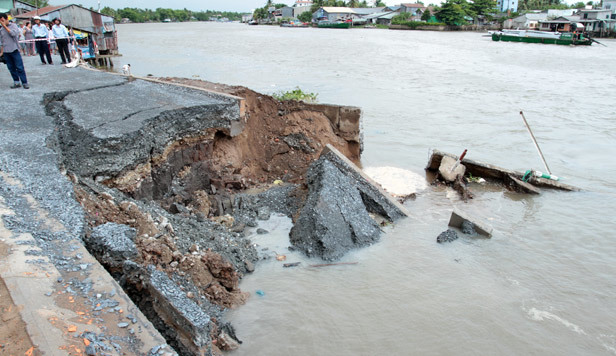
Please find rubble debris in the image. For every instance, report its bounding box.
[309,262,358,268]
[426,149,579,193]
[448,209,493,238]
[437,229,459,243]
[283,262,301,268]
[87,223,138,272]
[145,266,212,356]
[438,156,466,183]
[461,220,477,236]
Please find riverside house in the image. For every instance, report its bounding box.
[313,7,356,22]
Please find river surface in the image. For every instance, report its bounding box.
[115,23,616,355]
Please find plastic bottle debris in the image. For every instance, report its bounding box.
[275,254,286,261]
[256,290,265,297]
[283,262,301,268]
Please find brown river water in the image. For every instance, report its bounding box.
[115,22,616,355]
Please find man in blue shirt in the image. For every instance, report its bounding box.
[0,13,29,89]
[31,16,52,65]
[51,18,70,64]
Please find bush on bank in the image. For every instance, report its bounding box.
[273,87,318,103]
[391,20,446,28]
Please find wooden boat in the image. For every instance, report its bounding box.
[426,150,580,193]
[317,20,351,29]
[491,29,592,46]
[281,20,309,28]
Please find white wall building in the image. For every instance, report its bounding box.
[497,0,518,13]
[602,0,616,14]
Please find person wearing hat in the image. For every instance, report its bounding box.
[32,15,52,64]
[0,12,29,89]
[51,18,70,64]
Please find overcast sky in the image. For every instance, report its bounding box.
[49,0,398,13]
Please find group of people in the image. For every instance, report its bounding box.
[1,13,79,89]
[28,15,75,65]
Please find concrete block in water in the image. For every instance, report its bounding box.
[289,158,381,261]
[448,208,493,238]
[438,156,466,183]
[319,144,408,221]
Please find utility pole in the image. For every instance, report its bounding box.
[98,0,101,12]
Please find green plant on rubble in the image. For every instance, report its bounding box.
[466,173,481,183]
[273,87,319,103]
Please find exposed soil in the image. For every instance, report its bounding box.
[158,77,358,185]
[0,242,41,356]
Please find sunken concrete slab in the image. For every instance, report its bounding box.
[448,208,493,238]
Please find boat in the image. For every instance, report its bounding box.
[281,20,309,28]
[491,29,592,46]
[248,20,258,25]
[317,20,352,29]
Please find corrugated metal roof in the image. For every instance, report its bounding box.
[364,11,397,19]
[15,5,68,18]
[401,3,426,8]
[321,7,356,14]
[352,7,386,15]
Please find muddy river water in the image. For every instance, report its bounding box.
[115,22,616,355]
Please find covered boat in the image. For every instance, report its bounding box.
[317,20,351,29]
[491,29,592,46]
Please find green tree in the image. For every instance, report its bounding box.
[470,0,496,19]
[571,1,585,7]
[421,9,432,20]
[375,0,386,6]
[297,11,313,22]
[348,0,359,7]
[100,6,117,17]
[18,0,50,7]
[435,0,471,25]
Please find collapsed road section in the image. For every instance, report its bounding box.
[10,62,389,355]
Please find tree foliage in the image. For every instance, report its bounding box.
[435,0,473,25]
[297,11,313,22]
[18,0,50,8]
[103,7,244,22]
[421,9,432,21]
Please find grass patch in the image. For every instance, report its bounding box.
[273,87,318,103]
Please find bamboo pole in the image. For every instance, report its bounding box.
[519,111,551,175]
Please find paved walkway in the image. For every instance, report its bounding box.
[0,57,179,355]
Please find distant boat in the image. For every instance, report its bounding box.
[317,20,351,29]
[163,18,171,23]
[281,20,309,28]
[248,20,258,25]
[491,29,592,46]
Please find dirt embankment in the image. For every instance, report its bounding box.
[158,77,359,184]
